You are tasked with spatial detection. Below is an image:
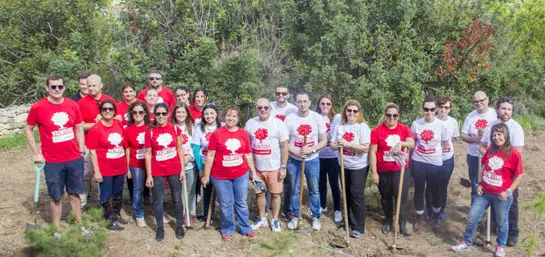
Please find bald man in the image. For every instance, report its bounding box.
[244,98,289,232]
[461,91,497,204]
[77,74,117,208]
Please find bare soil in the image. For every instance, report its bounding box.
[1,133,544,257]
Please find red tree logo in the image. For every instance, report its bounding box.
[181,134,189,145]
[205,132,212,141]
[326,122,331,133]
[254,128,268,143]
[420,129,435,144]
[297,124,312,136]
[275,114,286,121]
[342,132,355,142]
[475,119,488,129]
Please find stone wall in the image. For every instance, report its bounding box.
[0,105,30,137]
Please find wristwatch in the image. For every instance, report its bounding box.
[505,188,512,194]
[311,148,316,153]
[280,165,287,169]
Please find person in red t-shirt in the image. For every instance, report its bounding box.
[187,87,208,122]
[452,123,524,256]
[87,100,128,231]
[201,105,258,240]
[174,85,191,106]
[144,87,159,122]
[369,103,414,236]
[24,73,90,235]
[77,74,116,208]
[144,103,186,241]
[115,82,139,126]
[137,71,175,109]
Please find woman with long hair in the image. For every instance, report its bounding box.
[145,103,186,241]
[188,87,208,122]
[115,82,138,126]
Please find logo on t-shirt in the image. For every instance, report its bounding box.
[136,132,145,159]
[205,132,213,141]
[294,124,315,148]
[124,112,130,122]
[475,119,488,129]
[223,138,243,167]
[384,134,401,162]
[275,114,286,121]
[483,156,505,187]
[416,129,436,154]
[326,123,331,133]
[342,132,356,156]
[254,128,268,143]
[155,133,176,161]
[106,133,125,159]
[181,133,189,145]
[50,112,75,143]
[252,128,272,155]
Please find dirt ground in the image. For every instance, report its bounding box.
[1,133,544,257]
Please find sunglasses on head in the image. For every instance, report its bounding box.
[257,106,270,111]
[154,112,168,117]
[346,108,359,113]
[275,92,288,96]
[423,107,436,112]
[498,97,514,105]
[132,110,146,116]
[472,98,487,104]
[49,85,64,90]
[320,102,332,106]
[203,103,216,109]
[101,107,115,112]
[386,113,399,118]
[149,77,162,81]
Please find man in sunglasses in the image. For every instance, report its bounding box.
[24,74,91,236]
[478,97,524,246]
[244,98,289,232]
[137,71,175,109]
[271,85,297,122]
[77,74,117,209]
[461,91,497,205]
[70,72,89,102]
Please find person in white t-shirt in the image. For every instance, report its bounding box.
[330,99,371,238]
[479,97,525,246]
[284,92,327,231]
[315,93,342,223]
[271,84,298,122]
[245,98,289,232]
[461,91,497,204]
[411,96,450,232]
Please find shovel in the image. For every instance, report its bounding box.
[478,153,492,247]
[26,162,45,230]
[390,148,407,251]
[295,136,313,234]
[203,187,215,230]
[329,147,349,248]
[182,175,192,229]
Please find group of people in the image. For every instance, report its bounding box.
[24,72,524,256]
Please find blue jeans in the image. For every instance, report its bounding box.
[319,158,341,211]
[462,192,513,248]
[129,167,146,218]
[212,172,252,236]
[467,154,479,204]
[287,157,321,218]
[99,174,125,203]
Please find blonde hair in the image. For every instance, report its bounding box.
[377,102,400,126]
[341,99,365,124]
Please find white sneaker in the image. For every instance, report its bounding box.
[251,217,269,230]
[271,218,281,232]
[334,211,342,223]
[312,217,321,231]
[451,241,471,252]
[288,218,298,230]
[196,194,202,203]
[136,217,147,227]
[320,207,327,214]
[163,215,170,224]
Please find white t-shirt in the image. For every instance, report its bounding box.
[332,122,371,170]
[270,101,298,121]
[462,108,497,157]
[176,123,195,170]
[244,116,289,171]
[190,122,222,165]
[411,118,450,166]
[319,114,341,159]
[284,111,327,161]
[438,116,460,161]
[481,119,525,147]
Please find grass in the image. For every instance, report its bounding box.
[0,131,39,151]
[258,232,297,257]
[516,114,545,133]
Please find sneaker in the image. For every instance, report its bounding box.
[334,211,342,223]
[287,218,298,230]
[115,214,128,225]
[382,220,392,234]
[251,217,269,230]
[413,214,426,233]
[350,230,364,238]
[155,227,164,241]
[282,211,293,222]
[106,221,124,231]
[190,215,198,225]
[81,226,93,237]
[430,213,440,231]
[451,241,471,252]
[176,226,185,239]
[196,194,202,203]
[439,212,447,222]
[495,245,505,257]
[271,218,281,232]
[312,217,321,231]
[507,234,518,246]
[320,207,327,214]
[222,234,232,241]
[135,217,147,227]
[163,215,170,224]
[247,231,257,239]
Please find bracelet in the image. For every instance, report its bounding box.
[80,151,85,155]
[280,165,287,169]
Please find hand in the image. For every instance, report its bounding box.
[33,153,45,164]
[391,142,402,156]
[179,172,185,183]
[372,172,379,185]
[338,139,348,148]
[477,128,484,137]
[301,147,313,156]
[127,170,132,179]
[250,171,257,181]
[201,175,210,187]
[498,191,509,200]
[278,168,287,182]
[94,172,103,183]
[145,177,153,188]
[477,184,483,195]
[94,114,102,123]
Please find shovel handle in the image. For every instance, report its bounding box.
[297,136,307,226]
[33,162,44,202]
[393,148,407,247]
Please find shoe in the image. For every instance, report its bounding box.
[430,213,440,231]
[495,245,505,257]
[135,217,147,227]
[176,227,185,239]
[439,212,446,222]
[106,221,124,231]
[125,198,133,205]
[413,214,426,233]
[282,211,293,222]
[399,221,410,236]
[196,194,202,203]
[190,215,197,225]
[320,207,327,214]
[81,226,93,237]
[312,217,321,231]
[350,230,364,238]
[271,218,281,232]
[163,215,170,224]
[334,211,342,223]
[115,214,128,225]
[251,217,269,230]
[451,241,471,252]
[382,220,392,234]
[507,234,518,246]
[287,218,298,230]
[145,196,152,205]
[155,227,164,241]
[222,234,232,241]
[247,231,257,238]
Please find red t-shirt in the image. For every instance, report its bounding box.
[208,127,251,180]
[26,98,82,163]
[116,100,132,126]
[370,123,413,172]
[188,104,202,120]
[481,148,524,194]
[87,120,127,177]
[124,123,147,168]
[137,86,175,109]
[78,94,116,147]
[145,123,182,176]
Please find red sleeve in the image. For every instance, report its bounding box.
[87,126,99,150]
[73,103,82,124]
[370,128,378,145]
[481,150,490,166]
[77,100,90,122]
[243,131,251,154]
[137,89,146,102]
[174,124,181,136]
[512,150,524,175]
[26,104,38,125]
[145,129,152,148]
[403,124,413,139]
[208,130,219,151]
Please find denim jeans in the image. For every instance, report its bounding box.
[99,174,125,203]
[152,174,184,229]
[129,167,146,218]
[184,167,198,215]
[467,154,480,204]
[287,157,321,218]
[426,157,454,214]
[411,160,442,213]
[212,172,252,236]
[462,191,513,248]
[319,158,341,211]
[491,188,519,237]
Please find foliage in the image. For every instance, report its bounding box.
[0,131,39,151]
[522,193,545,256]
[257,232,297,257]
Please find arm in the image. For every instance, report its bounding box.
[201,150,216,187]
[369,144,379,185]
[24,124,43,163]
[83,122,95,132]
[244,153,258,180]
[89,150,102,183]
[302,132,328,156]
[279,141,288,180]
[75,123,85,153]
[479,141,488,156]
[125,148,132,179]
[145,148,153,187]
[461,133,481,144]
[177,136,186,182]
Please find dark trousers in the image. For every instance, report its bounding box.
[202,181,215,217]
[319,158,341,211]
[378,170,409,224]
[152,175,184,229]
[426,157,454,214]
[344,166,368,232]
[491,188,519,236]
[412,160,442,212]
[99,174,125,203]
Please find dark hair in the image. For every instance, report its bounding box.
[171,102,194,135]
[422,95,436,108]
[98,100,116,114]
[46,73,64,87]
[316,93,336,120]
[294,91,309,100]
[275,84,289,91]
[200,103,221,132]
[496,97,515,114]
[151,103,169,127]
[78,72,89,80]
[192,87,208,104]
[175,85,190,94]
[436,96,452,107]
[488,123,512,155]
[127,101,150,126]
[120,81,136,96]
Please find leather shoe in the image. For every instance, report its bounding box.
[382,220,392,234]
[507,234,518,246]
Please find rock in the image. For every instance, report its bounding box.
[14,113,27,123]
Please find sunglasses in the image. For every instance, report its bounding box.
[320,102,332,106]
[203,103,216,109]
[346,109,359,113]
[423,107,436,112]
[438,105,451,110]
[149,77,162,81]
[132,110,146,116]
[472,98,487,104]
[154,112,168,117]
[101,107,115,112]
[386,113,399,118]
[257,106,270,111]
[498,97,514,104]
[275,92,288,96]
[49,85,64,90]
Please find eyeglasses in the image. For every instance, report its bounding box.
[132,110,146,116]
[423,107,436,112]
[472,98,487,104]
[49,85,64,90]
[203,103,216,109]
[149,77,162,81]
[101,107,115,112]
[386,113,399,118]
[275,92,288,96]
[154,112,168,117]
[498,97,514,104]
[257,106,270,111]
[346,109,359,113]
[438,105,451,110]
[320,102,332,106]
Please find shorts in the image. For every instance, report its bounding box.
[44,158,84,201]
[256,169,283,194]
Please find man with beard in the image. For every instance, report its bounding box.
[137,71,175,109]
